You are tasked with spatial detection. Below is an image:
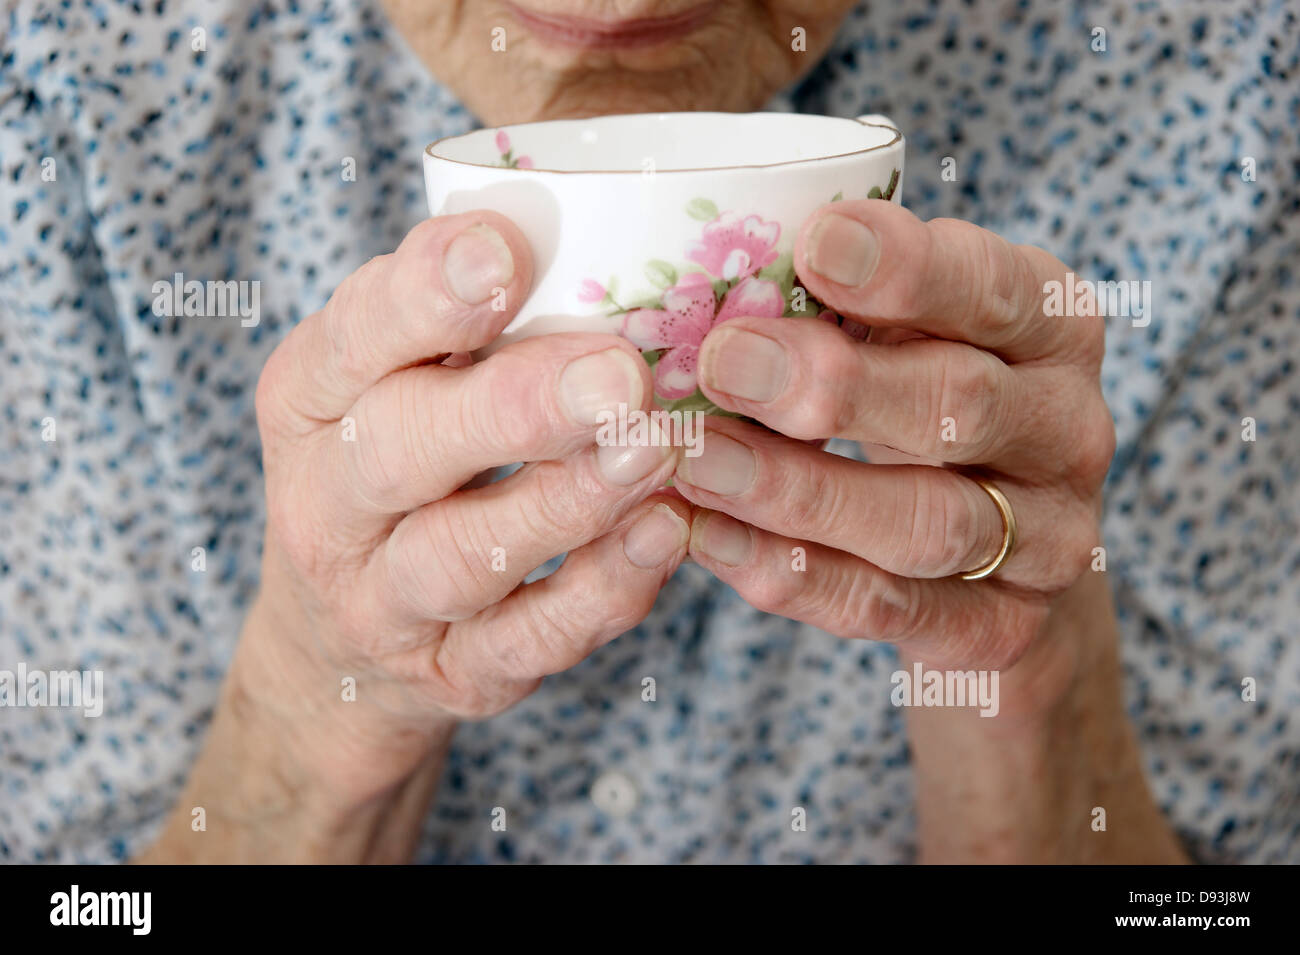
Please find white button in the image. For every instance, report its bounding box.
[590,770,639,817]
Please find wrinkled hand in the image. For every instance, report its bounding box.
[673,201,1115,677]
[248,214,686,804]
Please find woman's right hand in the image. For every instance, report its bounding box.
[145,214,688,861]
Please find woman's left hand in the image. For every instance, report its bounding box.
[673,200,1116,681]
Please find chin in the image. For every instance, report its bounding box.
[465,81,767,126]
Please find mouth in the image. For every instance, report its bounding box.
[506,1,723,50]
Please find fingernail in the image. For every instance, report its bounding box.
[443,224,514,305]
[596,423,675,486]
[676,432,755,497]
[805,213,879,286]
[699,328,788,402]
[691,512,752,567]
[623,504,689,569]
[559,348,644,426]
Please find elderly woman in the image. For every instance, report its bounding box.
[1,0,1294,864]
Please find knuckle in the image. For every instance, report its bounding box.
[786,382,843,440]
[777,452,845,544]
[931,350,1003,461]
[1053,511,1103,587]
[1076,309,1108,368]
[853,573,920,640]
[253,345,289,435]
[350,409,409,512]
[492,627,547,684]
[980,234,1035,329]
[783,339,858,439]
[600,555,663,631]
[330,596,390,656]
[811,562,872,636]
[392,231,456,318]
[513,463,600,542]
[943,484,984,573]
[1070,400,1117,483]
[930,223,1037,341]
[394,217,446,260]
[354,370,442,509]
[346,376,440,511]
[462,353,551,456]
[884,219,945,319]
[962,229,1009,325]
[388,508,489,621]
[514,597,580,675]
[424,649,496,718]
[265,493,325,578]
[326,255,390,374]
[400,374,447,485]
[896,472,973,576]
[983,602,1050,671]
[338,252,388,306]
[744,567,806,618]
[1057,545,1092,588]
[931,219,1014,331]
[452,372,491,457]
[602,593,652,638]
[545,565,656,657]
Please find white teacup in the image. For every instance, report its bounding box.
[425,111,904,412]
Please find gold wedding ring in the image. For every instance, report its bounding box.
[960,477,1018,581]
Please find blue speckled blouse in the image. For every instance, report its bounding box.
[1,0,1297,863]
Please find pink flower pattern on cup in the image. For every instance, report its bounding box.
[576,198,843,409]
[622,272,786,399]
[575,278,607,304]
[495,130,533,169]
[556,181,899,408]
[476,131,900,412]
[686,211,781,280]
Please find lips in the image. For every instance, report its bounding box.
[507,1,722,50]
